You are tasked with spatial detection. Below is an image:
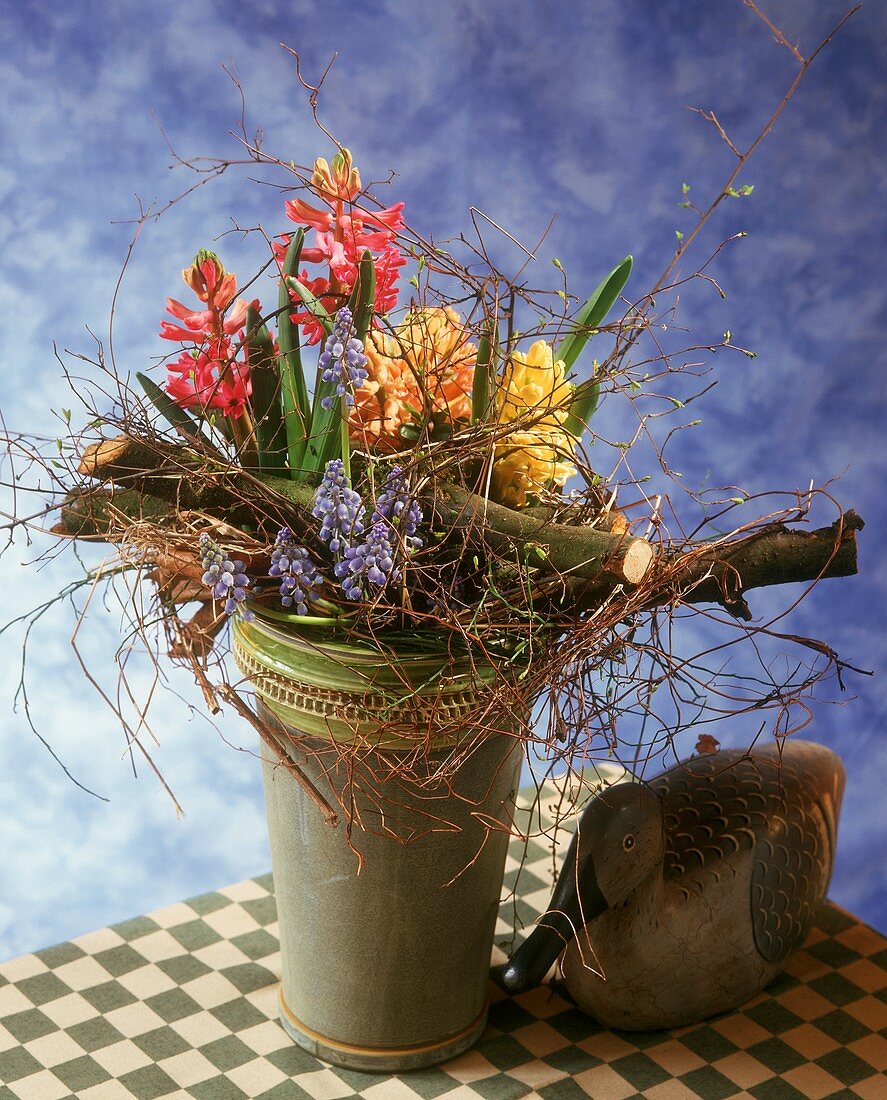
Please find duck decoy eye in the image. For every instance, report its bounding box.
[623,833,636,851]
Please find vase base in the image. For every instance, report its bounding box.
[278,988,489,1072]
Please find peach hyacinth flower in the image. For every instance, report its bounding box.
[490,339,577,508]
[349,307,477,451]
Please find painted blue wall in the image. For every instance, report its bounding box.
[0,0,883,956]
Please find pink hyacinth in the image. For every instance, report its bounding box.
[159,251,257,422]
[159,250,252,344]
[159,296,249,343]
[165,338,252,420]
[275,245,406,345]
[275,148,407,344]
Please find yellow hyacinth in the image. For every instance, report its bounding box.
[350,307,476,451]
[491,340,577,508]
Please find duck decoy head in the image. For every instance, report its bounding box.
[502,781,663,994]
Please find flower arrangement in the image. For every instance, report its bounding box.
[142,150,598,627]
[1,70,866,828]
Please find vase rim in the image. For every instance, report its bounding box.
[231,614,507,746]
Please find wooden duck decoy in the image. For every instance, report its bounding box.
[502,739,844,1030]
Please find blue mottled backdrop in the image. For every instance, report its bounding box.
[1,0,884,956]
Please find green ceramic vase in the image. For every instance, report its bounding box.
[232,614,523,1072]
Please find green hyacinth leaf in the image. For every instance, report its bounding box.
[565,374,604,440]
[245,305,287,474]
[561,255,633,438]
[471,317,499,424]
[299,265,374,478]
[136,371,206,441]
[300,372,343,477]
[277,230,311,475]
[285,276,334,336]
[348,250,376,344]
[556,254,633,372]
[284,274,336,474]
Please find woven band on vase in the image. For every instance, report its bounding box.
[231,622,498,745]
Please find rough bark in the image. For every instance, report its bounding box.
[433,483,654,585]
[650,511,864,619]
[75,435,301,527]
[51,486,171,538]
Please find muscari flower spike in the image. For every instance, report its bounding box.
[372,466,423,552]
[312,458,366,553]
[198,532,253,619]
[318,306,369,409]
[268,528,325,615]
[335,519,397,601]
[331,468,424,602]
[310,461,423,604]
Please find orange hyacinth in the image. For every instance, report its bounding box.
[349,307,477,451]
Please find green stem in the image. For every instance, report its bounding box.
[340,394,351,482]
[277,231,310,476]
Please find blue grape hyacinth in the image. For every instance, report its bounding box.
[372,465,423,552]
[318,306,369,409]
[310,460,424,604]
[312,459,366,553]
[335,519,397,600]
[198,532,253,618]
[268,528,324,615]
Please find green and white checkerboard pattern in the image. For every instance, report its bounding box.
[2,788,885,1099]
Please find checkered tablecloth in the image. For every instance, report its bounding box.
[2,785,885,1100]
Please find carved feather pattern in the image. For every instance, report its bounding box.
[651,748,837,963]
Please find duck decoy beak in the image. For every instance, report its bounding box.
[501,832,608,993]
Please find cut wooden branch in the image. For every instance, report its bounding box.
[76,435,284,522]
[52,486,172,538]
[653,511,863,618]
[72,433,318,536]
[148,550,212,593]
[78,435,172,478]
[165,601,227,664]
[433,482,654,586]
[68,434,655,586]
[546,512,862,620]
[64,435,862,609]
